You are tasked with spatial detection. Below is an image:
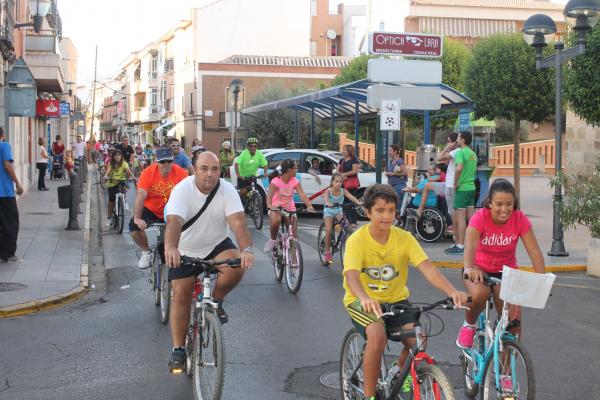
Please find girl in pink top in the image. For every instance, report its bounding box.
[264,159,314,253]
[456,179,545,351]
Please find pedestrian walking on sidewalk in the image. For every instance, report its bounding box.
[36,137,50,191]
[0,127,24,263]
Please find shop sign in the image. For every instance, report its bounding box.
[36,99,60,117]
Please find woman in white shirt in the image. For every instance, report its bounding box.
[36,137,50,191]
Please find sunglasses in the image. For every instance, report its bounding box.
[158,160,173,164]
[171,144,180,147]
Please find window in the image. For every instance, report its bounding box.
[150,55,158,79]
[267,152,302,170]
[310,40,317,56]
[304,153,331,175]
[135,92,146,109]
[134,64,141,81]
[311,0,318,16]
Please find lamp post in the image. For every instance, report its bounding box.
[14,0,52,33]
[229,79,244,154]
[522,0,600,257]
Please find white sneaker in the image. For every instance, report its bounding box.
[263,239,276,253]
[105,219,112,227]
[138,250,153,269]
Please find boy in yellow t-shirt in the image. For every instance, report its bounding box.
[343,184,467,400]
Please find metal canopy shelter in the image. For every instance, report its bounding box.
[243,79,474,182]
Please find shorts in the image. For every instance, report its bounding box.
[431,182,446,196]
[129,207,164,232]
[169,237,237,281]
[107,184,125,202]
[323,207,343,219]
[454,190,475,209]
[346,299,418,339]
[237,176,255,191]
[444,186,455,216]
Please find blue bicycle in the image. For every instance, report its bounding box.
[459,275,534,400]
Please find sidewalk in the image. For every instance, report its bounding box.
[0,172,91,317]
[424,176,589,272]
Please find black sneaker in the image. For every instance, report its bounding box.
[216,300,228,324]
[168,348,186,373]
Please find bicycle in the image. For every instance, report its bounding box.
[146,222,170,324]
[395,192,446,243]
[270,206,304,294]
[104,177,135,234]
[340,297,467,400]
[459,275,536,400]
[175,255,241,400]
[238,176,264,230]
[317,202,355,267]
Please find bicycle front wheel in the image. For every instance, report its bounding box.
[414,363,455,400]
[117,196,125,234]
[285,239,303,294]
[250,192,263,230]
[340,328,365,400]
[316,222,330,266]
[159,262,171,324]
[152,249,160,306]
[480,340,534,400]
[194,310,225,400]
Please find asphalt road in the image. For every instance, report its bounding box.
[0,181,599,399]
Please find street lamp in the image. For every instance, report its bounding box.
[14,0,52,33]
[523,0,600,257]
[229,79,244,153]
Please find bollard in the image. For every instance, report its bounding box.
[66,172,80,230]
[72,166,82,213]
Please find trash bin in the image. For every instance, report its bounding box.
[57,185,72,209]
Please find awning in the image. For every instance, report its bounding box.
[242,79,474,118]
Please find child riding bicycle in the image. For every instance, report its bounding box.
[457,179,545,353]
[343,184,467,400]
[103,149,136,227]
[322,172,361,264]
[263,159,314,253]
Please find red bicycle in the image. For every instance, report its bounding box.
[340,297,467,400]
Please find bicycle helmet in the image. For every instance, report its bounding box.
[246,137,259,145]
[222,140,231,149]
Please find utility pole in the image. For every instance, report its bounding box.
[89,45,98,141]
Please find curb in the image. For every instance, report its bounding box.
[0,166,93,319]
[431,260,587,273]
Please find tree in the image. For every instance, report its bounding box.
[429,38,472,143]
[243,83,307,148]
[331,54,375,86]
[564,24,600,126]
[464,33,554,196]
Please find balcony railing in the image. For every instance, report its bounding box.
[25,29,60,53]
[0,0,15,54]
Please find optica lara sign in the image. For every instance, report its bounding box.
[368,32,443,57]
[36,99,60,117]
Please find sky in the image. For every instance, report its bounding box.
[60,0,568,96]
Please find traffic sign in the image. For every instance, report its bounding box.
[368,32,443,57]
[459,109,471,131]
[367,59,442,85]
[380,100,400,131]
[367,85,441,110]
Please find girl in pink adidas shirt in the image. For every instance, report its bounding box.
[456,179,545,351]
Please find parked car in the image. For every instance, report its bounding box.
[230,148,388,210]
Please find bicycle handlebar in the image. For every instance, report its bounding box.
[180,255,241,271]
[381,296,472,318]
[463,274,502,286]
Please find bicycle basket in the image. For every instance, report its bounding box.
[499,266,555,309]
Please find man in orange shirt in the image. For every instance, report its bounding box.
[131,147,188,269]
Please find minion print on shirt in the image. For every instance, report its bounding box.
[342,225,429,307]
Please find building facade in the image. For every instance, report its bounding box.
[0,0,79,192]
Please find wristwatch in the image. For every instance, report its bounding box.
[242,246,255,254]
